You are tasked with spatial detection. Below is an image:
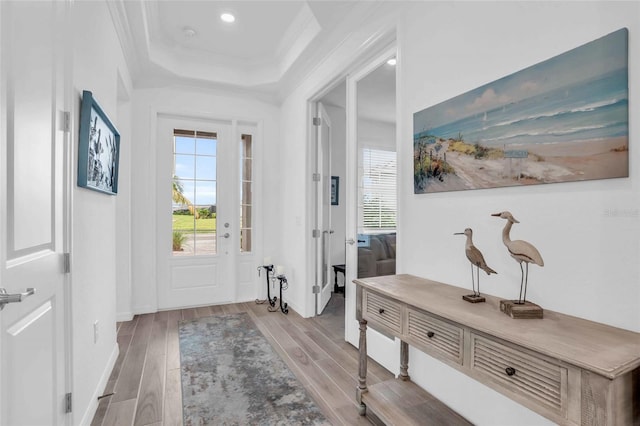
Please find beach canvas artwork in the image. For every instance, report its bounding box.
[413,28,628,194]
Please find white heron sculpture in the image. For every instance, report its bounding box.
[454,228,497,302]
[492,211,544,304]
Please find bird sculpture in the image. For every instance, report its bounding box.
[492,211,544,304]
[454,228,497,302]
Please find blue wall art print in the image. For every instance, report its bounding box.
[413,28,628,194]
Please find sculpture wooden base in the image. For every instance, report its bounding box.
[500,300,543,319]
[462,294,486,303]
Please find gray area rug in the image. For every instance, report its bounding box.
[179,312,331,425]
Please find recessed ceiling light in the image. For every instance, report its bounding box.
[387,58,397,66]
[220,13,235,23]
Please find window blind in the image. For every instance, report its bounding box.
[362,148,397,230]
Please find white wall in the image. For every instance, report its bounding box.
[71,1,133,424]
[396,2,640,425]
[129,86,281,314]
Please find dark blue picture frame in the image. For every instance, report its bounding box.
[331,176,339,205]
[78,90,120,195]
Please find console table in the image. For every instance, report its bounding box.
[354,274,640,425]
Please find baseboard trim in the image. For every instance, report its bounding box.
[132,304,156,315]
[78,343,119,426]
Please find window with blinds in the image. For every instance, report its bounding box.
[361,148,397,230]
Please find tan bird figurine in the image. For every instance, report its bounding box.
[492,211,544,305]
[454,228,497,303]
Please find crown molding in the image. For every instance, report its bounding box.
[106,0,142,81]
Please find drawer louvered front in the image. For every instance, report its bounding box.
[471,334,566,415]
[363,290,402,334]
[407,308,463,365]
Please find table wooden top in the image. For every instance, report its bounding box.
[354,274,640,379]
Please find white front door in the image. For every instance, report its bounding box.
[157,116,257,309]
[316,102,333,315]
[1,2,69,425]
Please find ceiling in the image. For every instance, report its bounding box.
[108,0,392,101]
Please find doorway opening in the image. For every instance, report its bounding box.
[310,47,397,362]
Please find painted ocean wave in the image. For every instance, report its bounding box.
[478,121,628,145]
[492,97,626,128]
[419,68,628,147]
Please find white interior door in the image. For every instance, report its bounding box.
[1,2,69,425]
[156,116,236,309]
[345,46,400,373]
[316,102,333,315]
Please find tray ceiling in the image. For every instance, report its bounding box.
[109,0,383,99]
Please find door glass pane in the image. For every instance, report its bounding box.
[195,156,216,180]
[175,135,195,154]
[196,134,217,155]
[174,154,195,179]
[240,134,253,252]
[172,129,217,256]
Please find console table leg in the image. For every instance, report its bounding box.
[400,340,410,381]
[357,318,368,415]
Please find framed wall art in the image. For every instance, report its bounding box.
[413,28,628,194]
[78,90,120,195]
[331,176,339,205]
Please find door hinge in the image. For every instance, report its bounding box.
[63,253,71,274]
[63,111,71,133]
[65,393,72,413]
[312,285,320,294]
[312,117,322,126]
[312,173,320,182]
[312,229,321,238]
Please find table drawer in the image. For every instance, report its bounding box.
[363,290,402,334]
[471,334,566,415]
[407,308,463,365]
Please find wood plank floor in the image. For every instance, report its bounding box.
[91,295,393,426]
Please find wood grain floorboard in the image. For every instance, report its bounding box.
[180,308,197,320]
[209,304,226,315]
[118,316,138,337]
[165,310,182,371]
[195,306,212,318]
[163,368,183,426]
[102,399,136,426]
[91,295,392,425]
[111,336,148,403]
[133,318,168,425]
[220,303,241,314]
[90,396,112,426]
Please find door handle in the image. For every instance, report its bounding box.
[222,233,230,239]
[0,288,36,311]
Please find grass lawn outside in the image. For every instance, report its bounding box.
[172,214,216,233]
